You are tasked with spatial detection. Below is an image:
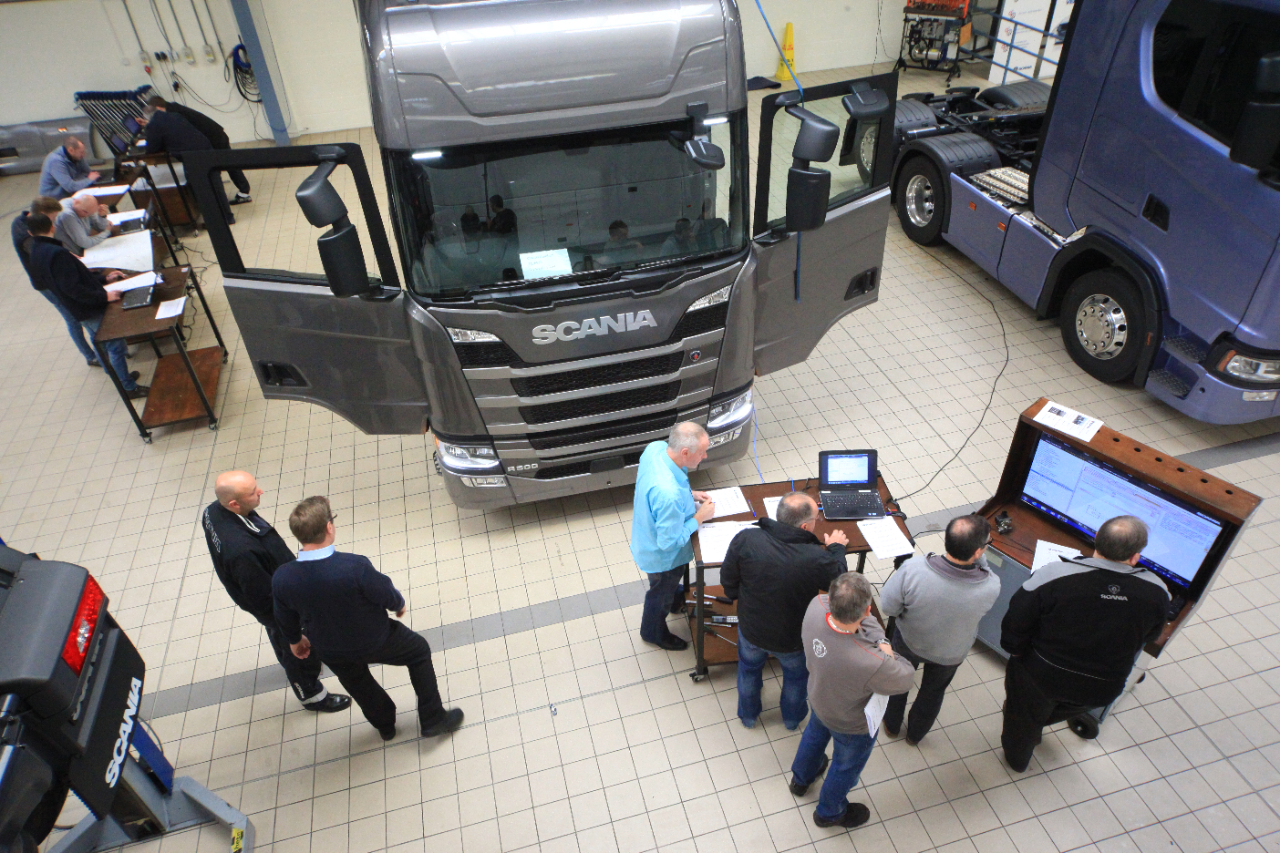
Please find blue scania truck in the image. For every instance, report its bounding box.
[882,0,1280,424]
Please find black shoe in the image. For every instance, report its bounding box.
[229,193,252,205]
[378,724,397,741]
[126,384,149,399]
[129,370,140,382]
[304,694,351,713]
[884,721,900,737]
[647,633,688,651]
[789,753,830,797]
[813,802,871,829]
[227,214,236,224]
[87,358,101,368]
[422,707,465,738]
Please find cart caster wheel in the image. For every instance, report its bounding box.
[143,436,152,444]
[208,422,219,431]
[1068,715,1099,740]
[690,673,706,683]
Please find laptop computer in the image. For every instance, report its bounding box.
[117,214,148,234]
[818,450,885,520]
[121,286,154,310]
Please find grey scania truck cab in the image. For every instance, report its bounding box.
[186,0,899,509]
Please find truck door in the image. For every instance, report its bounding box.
[751,72,898,375]
[184,144,430,435]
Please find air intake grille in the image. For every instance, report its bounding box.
[528,411,678,450]
[511,352,685,397]
[520,382,680,425]
[670,303,729,341]
[534,451,644,479]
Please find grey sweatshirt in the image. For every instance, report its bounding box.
[801,595,916,735]
[879,553,1002,666]
[55,203,111,255]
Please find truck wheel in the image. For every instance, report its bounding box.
[854,121,877,183]
[895,157,946,245]
[1059,269,1146,383]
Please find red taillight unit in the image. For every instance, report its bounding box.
[60,575,105,676]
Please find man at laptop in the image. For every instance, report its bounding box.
[999,515,1169,772]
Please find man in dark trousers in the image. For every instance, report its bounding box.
[12,197,99,365]
[201,471,349,713]
[139,102,235,224]
[721,492,848,731]
[274,496,464,741]
[25,213,147,397]
[146,96,251,204]
[1000,515,1169,772]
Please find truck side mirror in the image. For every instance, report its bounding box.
[296,159,377,298]
[1230,53,1280,172]
[685,137,726,170]
[783,105,840,232]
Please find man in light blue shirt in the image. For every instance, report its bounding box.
[39,137,101,200]
[632,421,716,650]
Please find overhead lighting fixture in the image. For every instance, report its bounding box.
[412,150,443,161]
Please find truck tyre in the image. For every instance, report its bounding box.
[895,156,947,245]
[1059,269,1146,383]
[854,121,877,183]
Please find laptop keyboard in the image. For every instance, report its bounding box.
[821,491,884,518]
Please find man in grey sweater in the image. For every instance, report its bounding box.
[789,573,915,829]
[55,194,118,255]
[879,514,1001,744]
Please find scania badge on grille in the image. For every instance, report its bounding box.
[532,311,658,345]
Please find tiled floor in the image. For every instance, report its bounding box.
[4,60,1279,853]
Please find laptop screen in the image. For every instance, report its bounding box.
[820,451,874,487]
[123,116,141,134]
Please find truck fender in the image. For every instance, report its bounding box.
[891,132,1001,232]
[1038,230,1165,387]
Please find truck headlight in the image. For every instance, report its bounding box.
[688,285,731,312]
[707,388,753,430]
[447,327,501,343]
[707,426,743,448]
[459,475,507,488]
[435,439,501,471]
[1220,352,1280,384]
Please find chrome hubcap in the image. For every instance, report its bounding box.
[859,125,878,173]
[1074,294,1128,360]
[905,174,934,228]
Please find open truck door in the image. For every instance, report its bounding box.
[751,72,897,375]
[185,144,430,435]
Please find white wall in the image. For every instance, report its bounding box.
[739,0,904,80]
[0,0,371,144]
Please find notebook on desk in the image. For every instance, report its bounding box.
[818,450,885,520]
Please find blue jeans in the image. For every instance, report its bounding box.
[640,565,686,643]
[38,289,96,361]
[791,710,877,821]
[81,314,136,391]
[737,632,809,729]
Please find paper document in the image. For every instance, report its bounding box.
[856,517,914,560]
[704,487,752,519]
[763,496,782,520]
[104,272,157,294]
[82,184,129,198]
[865,692,890,739]
[155,296,186,320]
[1031,539,1082,573]
[106,209,147,225]
[82,230,152,272]
[1033,400,1103,442]
[695,521,757,565]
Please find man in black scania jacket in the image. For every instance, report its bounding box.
[1000,515,1169,771]
[202,471,349,713]
[722,492,848,731]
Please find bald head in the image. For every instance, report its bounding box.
[215,471,263,516]
[71,194,98,217]
[1095,515,1148,563]
[777,493,818,528]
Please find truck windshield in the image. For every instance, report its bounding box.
[386,111,748,297]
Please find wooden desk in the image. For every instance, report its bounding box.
[94,266,228,442]
[685,477,911,680]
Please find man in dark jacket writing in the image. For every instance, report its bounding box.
[722,492,848,730]
[1000,515,1169,771]
[202,471,349,713]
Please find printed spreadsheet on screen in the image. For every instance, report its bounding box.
[1020,434,1223,587]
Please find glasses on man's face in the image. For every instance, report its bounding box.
[328,512,338,524]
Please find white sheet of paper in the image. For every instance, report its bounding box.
[763,496,782,520]
[856,517,914,560]
[695,521,757,565]
[704,487,752,519]
[1033,400,1104,442]
[106,209,147,225]
[518,248,573,279]
[1031,539,1082,573]
[104,272,157,294]
[81,184,129,197]
[154,296,186,320]
[865,692,890,739]
[82,230,153,272]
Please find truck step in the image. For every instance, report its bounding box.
[970,167,1030,205]
[1147,369,1192,399]
[1162,336,1207,365]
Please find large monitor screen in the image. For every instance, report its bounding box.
[1020,434,1224,589]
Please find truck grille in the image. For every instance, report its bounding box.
[533,450,644,479]
[511,352,685,397]
[527,411,678,450]
[454,303,729,369]
[520,382,680,425]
